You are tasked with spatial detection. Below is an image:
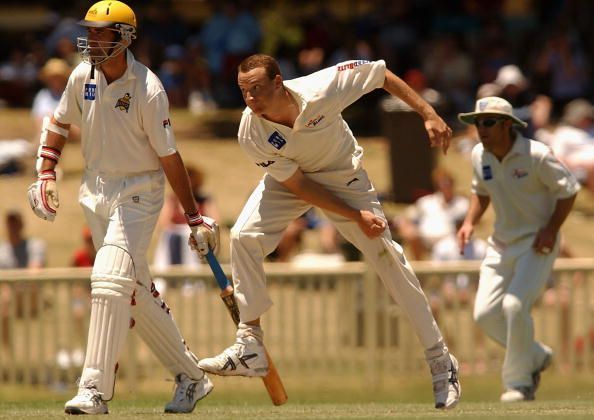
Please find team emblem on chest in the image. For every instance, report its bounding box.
[115,93,132,113]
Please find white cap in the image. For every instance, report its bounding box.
[458,96,528,128]
[494,65,527,89]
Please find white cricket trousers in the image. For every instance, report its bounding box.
[80,169,165,286]
[231,169,443,350]
[78,169,204,396]
[473,236,559,389]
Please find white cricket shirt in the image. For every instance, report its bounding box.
[54,51,177,174]
[237,60,387,182]
[471,135,580,245]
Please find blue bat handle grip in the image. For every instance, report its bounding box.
[205,250,230,290]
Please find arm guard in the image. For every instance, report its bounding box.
[35,116,68,173]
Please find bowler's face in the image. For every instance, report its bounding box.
[238,68,278,117]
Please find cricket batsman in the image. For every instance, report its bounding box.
[27,1,217,414]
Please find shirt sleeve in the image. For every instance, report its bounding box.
[144,90,177,157]
[470,146,489,196]
[334,60,386,111]
[537,150,581,198]
[53,70,82,126]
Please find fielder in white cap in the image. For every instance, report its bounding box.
[457,96,580,402]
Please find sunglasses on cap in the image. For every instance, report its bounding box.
[474,117,506,128]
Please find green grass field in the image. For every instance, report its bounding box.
[2,375,594,419]
[3,373,594,419]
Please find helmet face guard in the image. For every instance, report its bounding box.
[77,24,136,65]
[77,1,137,66]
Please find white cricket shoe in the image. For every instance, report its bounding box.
[428,353,461,409]
[500,386,535,402]
[164,373,214,413]
[198,335,268,377]
[64,386,108,415]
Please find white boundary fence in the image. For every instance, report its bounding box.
[1,258,593,388]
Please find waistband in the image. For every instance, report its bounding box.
[84,168,162,179]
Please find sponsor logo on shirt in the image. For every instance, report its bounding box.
[267,131,286,150]
[512,168,528,179]
[84,83,96,100]
[115,93,132,112]
[337,60,370,72]
[305,114,325,127]
[482,165,493,180]
[163,118,171,128]
[256,160,275,168]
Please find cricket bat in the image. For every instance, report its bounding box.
[204,250,288,406]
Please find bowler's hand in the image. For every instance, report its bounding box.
[357,210,386,239]
[456,222,474,255]
[532,226,557,255]
[424,115,452,155]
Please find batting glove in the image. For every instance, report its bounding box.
[186,212,219,258]
[27,169,59,222]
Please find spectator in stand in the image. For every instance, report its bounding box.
[268,208,339,262]
[153,165,220,292]
[0,47,39,107]
[423,35,475,115]
[199,1,261,107]
[533,28,590,116]
[541,99,594,196]
[494,64,552,137]
[0,210,47,348]
[31,59,72,135]
[0,210,46,269]
[71,226,96,267]
[432,217,488,305]
[158,44,189,108]
[394,168,469,260]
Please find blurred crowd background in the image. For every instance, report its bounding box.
[0,0,593,124]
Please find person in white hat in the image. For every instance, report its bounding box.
[456,96,580,402]
[545,98,594,196]
[492,65,552,136]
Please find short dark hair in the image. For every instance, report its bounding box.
[238,54,281,80]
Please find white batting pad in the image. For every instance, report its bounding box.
[132,283,204,380]
[80,245,136,401]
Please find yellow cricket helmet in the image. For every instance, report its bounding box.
[79,1,137,29]
[77,1,137,65]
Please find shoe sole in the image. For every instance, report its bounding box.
[64,406,108,415]
[164,379,215,414]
